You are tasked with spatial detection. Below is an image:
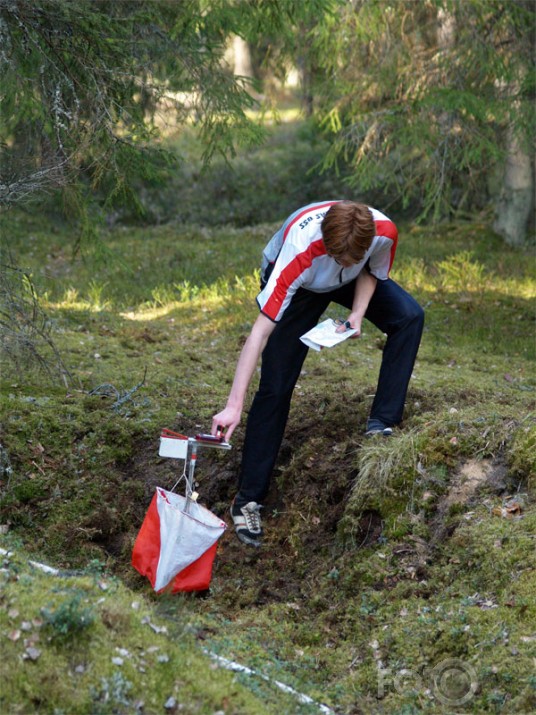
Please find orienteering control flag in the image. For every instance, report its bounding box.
[132,487,226,592]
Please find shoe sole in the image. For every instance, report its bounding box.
[230,504,263,547]
[365,428,393,437]
[235,530,262,548]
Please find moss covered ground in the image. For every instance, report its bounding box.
[0,544,300,714]
[1,129,535,713]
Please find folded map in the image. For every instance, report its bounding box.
[300,318,357,351]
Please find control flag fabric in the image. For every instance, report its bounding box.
[132,487,226,592]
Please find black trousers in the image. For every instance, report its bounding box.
[236,278,424,507]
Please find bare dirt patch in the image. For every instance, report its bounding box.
[430,457,509,544]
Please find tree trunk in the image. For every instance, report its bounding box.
[298,57,314,117]
[493,128,534,247]
[231,35,253,78]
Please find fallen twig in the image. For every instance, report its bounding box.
[88,367,148,412]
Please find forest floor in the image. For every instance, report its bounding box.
[1,187,535,714]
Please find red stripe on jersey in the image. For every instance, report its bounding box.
[262,239,327,320]
[282,201,340,242]
[374,219,398,273]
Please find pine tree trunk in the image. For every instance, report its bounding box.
[231,35,253,78]
[493,128,534,247]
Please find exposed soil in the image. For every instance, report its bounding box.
[429,457,510,544]
[107,429,517,615]
[440,458,508,511]
[90,422,379,608]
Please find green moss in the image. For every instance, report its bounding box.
[11,479,48,504]
[0,542,304,715]
[209,505,536,714]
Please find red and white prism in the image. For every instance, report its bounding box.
[132,487,226,592]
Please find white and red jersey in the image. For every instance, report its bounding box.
[257,201,398,322]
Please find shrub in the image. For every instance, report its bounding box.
[41,593,95,641]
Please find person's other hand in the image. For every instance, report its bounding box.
[335,314,362,337]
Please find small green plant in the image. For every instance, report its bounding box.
[91,673,134,713]
[149,285,178,307]
[83,558,106,578]
[86,281,111,312]
[41,593,95,641]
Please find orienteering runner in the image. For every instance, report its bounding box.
[212,200,424,546]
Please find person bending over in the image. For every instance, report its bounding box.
[212,201,424,547]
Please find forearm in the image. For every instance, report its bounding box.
[225,329,270,409]
[212,313,275,439]
[351,270,377,320]
[337,270,377,336]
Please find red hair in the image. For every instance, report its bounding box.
[321,202,374,263]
